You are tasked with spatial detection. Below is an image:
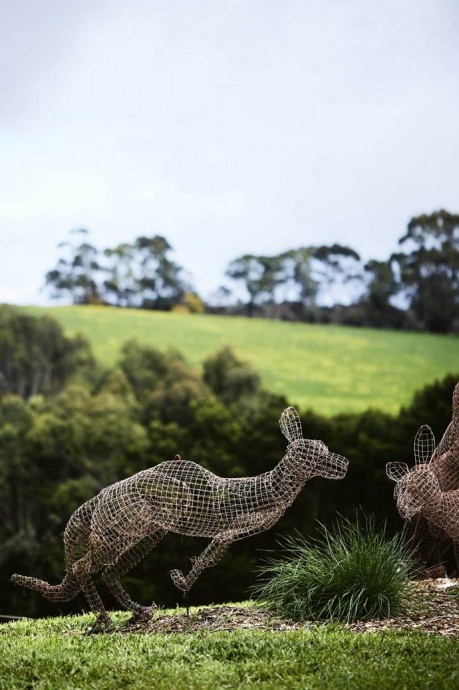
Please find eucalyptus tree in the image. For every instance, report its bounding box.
[391,210,459,332]
[103,242,138,308]
[134,235,188,310]
[103,235,189,310]
[225,245,362,318]
[308,244,363,306]
[45,229,102,304]
[225,254,287,316]
[360,259,404,328]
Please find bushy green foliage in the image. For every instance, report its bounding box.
[0,305,94,398]
[203,346,261,405]
[119,339,213,424]
[254,517,415,622]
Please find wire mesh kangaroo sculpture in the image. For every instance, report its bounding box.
[12,406,348,630]
[386,382,459,573]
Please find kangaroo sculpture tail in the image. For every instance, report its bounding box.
[11,572,80,603]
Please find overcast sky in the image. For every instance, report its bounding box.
[1,0,458,304]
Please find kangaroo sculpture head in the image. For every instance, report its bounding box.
[386,462,441,519]
[387,380,459,520]
[279,406,349,480]
[386,423,443,520]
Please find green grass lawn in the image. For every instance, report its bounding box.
[20,305,459,416]
[1,612,457,690]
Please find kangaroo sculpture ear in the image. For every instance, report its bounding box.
[386,462,409,482]
[414,425,435,465]
[279,407,303,443]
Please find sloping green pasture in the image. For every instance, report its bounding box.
[0,612,457,690]
[21,306,458,415]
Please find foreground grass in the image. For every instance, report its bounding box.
[0,612,458,690]
[20,305,459,415]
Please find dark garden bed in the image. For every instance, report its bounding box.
[116,578,459,637]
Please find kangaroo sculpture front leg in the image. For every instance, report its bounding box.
[170,508,283,592]
[170,536,231,592]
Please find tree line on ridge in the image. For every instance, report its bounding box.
[44,209,459,334]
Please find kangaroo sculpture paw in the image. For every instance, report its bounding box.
[170,569,188,592]
[11,573,25,586]
[131,603,157,622]
[84,614,113,635]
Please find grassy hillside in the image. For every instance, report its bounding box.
[1,612,458,690]
[21,305,458,416]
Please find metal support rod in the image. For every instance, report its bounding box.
[183,591,190,617]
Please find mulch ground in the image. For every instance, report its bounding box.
[119,578,459,638]
[347,578,459,637]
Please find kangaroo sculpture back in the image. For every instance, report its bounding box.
[12,406,348,630]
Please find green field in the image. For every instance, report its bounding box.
[1,612,457,690]
[21,305,458,416]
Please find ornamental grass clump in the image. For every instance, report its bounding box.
[254,517,415,623]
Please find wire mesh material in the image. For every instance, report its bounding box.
[12,406,348,627]
[386,382,459,570]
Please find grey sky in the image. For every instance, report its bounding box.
[1,0,458,304]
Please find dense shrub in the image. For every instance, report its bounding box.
[253,516,415,622]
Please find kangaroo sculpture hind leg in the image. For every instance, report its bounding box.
[101,528,167,621]
[10,496,98,605]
